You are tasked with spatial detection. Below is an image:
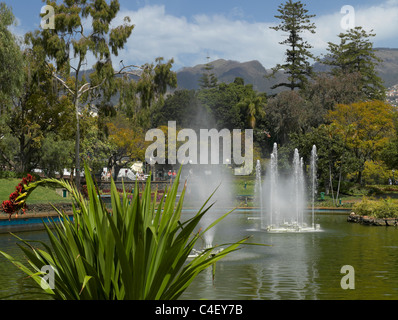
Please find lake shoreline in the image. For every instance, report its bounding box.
[347,213,398,226]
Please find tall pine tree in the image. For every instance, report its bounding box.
[269,0,316,91]
[198,55,218,89]
[323,26,386,101]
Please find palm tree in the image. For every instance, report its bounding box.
[238,93,266,129]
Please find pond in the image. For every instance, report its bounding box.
[1,210,398,300]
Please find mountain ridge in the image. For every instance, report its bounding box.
[176,48,398,94]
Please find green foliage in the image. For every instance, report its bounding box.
[301,72,366,128]
[39,133,74,178]
[153,89,201,128]
[26,0,135,187]
[353,197,398,218]
[0,38,74,172]
[0,3,24,107]
[197,81,264,130]
[361,160,390,185]
[237,91,266,129]
[265,90,307,145]
[326,100,395,183]
[131,58,177,129]
[0,165,251,300]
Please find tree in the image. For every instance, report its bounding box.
[107,115,147,179]
[362,160,390,185]
[198,56,218,89]
[117,57,177,130]
[131,57,177,129]
[237,91,266,129]
[0,47,74,173]
[288,124,355,203]
[323,26,386,100]
[153,89,200,129]
[27,0,135,188]
[79,110,114,174]
[0,3,24,109]
[269,0,316,91]
[39,132,74,178]
[197,81,260,130]
[264,90,307,145]
[301,72,366,128]
[326,100,395,184]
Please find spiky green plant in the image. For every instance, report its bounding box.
[1,165,249,300]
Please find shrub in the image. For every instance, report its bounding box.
[0,164,251,300]
[353,197,398,218]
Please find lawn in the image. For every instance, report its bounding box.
[0,178,68,204]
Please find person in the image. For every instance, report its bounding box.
[172,170,176,179]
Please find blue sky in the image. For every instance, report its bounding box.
[4,0,398,70]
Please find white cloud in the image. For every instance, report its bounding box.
[112,5,284,70]
[11,1,398,71]
[113,2,398,71]
[306,1,398,59]
[355,2,398,41]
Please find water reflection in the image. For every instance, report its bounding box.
[181,211,398,300]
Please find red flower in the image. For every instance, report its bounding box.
[2,175,34,217]
[9,191,19,202]
[16,183,24,193]
[2,200,16,214]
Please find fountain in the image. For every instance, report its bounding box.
[310,145,318,229]
[255,160,263,220]
[260,144,321,233]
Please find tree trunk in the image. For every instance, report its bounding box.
[75,96,81,190]
[336,155,345,202]
[329,162,335,206]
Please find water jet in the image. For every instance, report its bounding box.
[258,144,321,233]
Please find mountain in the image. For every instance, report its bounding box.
[176,48,398,94]
[374,48,398,89]
[176,59,287,95]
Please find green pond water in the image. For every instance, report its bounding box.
[1,210,398,300]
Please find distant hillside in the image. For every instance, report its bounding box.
[74,48,398,102]
[176,48,398,94]
[176,59,287,95]
[374,48,398,89]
